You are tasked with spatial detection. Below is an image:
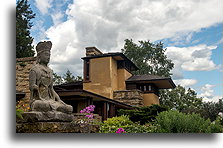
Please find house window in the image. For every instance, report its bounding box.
[84,59,90,81]
[137,84,153,92]
[148,85,152,91]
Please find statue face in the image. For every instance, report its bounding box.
[39,51,51,64]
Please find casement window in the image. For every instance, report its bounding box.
[137,84,157,92]
[84,59,90,81]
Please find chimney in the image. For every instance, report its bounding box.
[85,47,103,57]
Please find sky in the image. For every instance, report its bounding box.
[27,0,223,102]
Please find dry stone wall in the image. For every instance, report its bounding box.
[16,57,36,111]
[113,90,144,107]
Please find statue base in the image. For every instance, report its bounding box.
[17,111,74,123]
[16,122,99,133]
[16,111,99,133]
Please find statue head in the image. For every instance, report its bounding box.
[36,41,52,65]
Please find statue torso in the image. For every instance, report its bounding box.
[31,64,53,101]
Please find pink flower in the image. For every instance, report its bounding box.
[116,128,125,133]
[86,114,94,119]
[80,105,95,113]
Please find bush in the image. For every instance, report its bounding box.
[154,110,222,133]
[99,115,133,133]
[118,104,168,124]
[16,109,24,119]
[99,115,154,133]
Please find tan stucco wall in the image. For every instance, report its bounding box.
[110,58,118,96]
[83,57,115,99]
[143,93,160,106]
[117,69,132,90]
[83,56,133,99]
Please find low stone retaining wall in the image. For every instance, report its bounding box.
[16,112,101,133]
[16,122,99,133]
[73,113,102,122]
[113,90,144,107]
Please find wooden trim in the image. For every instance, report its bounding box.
[102,102,108,121]
[86,97,93,106]
[109,104,115,118]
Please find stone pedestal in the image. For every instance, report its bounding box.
[16,111,99,133]
[16,111,74,123]
[16,122,99,133]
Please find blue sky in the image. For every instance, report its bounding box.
[27,0,222,102]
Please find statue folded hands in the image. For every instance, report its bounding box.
[29,41,73,114]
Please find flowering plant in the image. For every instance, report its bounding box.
[80,105,95,115]
[116,128,125,133]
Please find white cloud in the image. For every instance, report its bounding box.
[33,0,222,77]
[51,12,64,26]
[46,19,84,75]
[198,84,222,102]
[174,79,198,87]
[166,44,218,79]
[64,0,223,51]
[35,0,52,15]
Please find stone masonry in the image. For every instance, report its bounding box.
[113,90,144,107]
[16,57,36,111]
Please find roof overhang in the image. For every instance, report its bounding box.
[56,89,133,109]
[126,78,176,89]
[81,52,139,71]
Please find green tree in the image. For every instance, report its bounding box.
[53,70,83,85]
[53,73,63,85]
[16,0,35,58]
[121,39,174,77]
[118,104,168,124]
[63,70,76,83]
[154,110,222,133]
[159,85,203,112]
[199,99,223,122]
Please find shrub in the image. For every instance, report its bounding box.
[154,110,222,133]
[99,115,154,133]
[118,104,168,124]
[16,109,24,119]
[99,115,133,133]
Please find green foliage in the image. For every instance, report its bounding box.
[99,115,153,133]
[159,85,203,112]
[63,70,76,83]
[16,0,35,58]
[118,104,168,124]
[63,70,83,83]
[53,70,83,85]
[99,115,133,133]
[16,109,24,119]
[122,39,174,77]
[154,110,222,133]
[53,73,63,85]
[199,99,223,122]
[160,86,223,124]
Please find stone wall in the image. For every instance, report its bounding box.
[73,113,102,122]
[16,57,36,111]
[16,112,100,133]
[16,122,99,133]
[113,90,144,107]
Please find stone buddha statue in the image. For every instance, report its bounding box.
[29,41,73,114]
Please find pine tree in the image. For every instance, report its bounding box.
[16,0,35,58]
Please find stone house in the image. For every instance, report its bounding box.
[16,57,36,111]
[54,47,176,120]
